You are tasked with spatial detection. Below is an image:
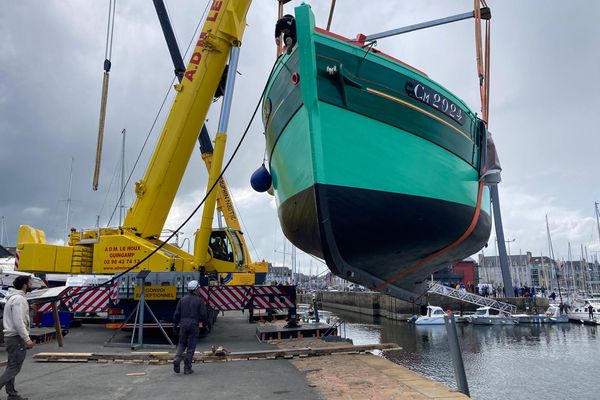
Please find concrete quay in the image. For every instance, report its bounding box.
[299,291,549,319]
[0,312,465,400]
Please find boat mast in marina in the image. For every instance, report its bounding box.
[568,242,576,295]
[546,214,563,303]
[63,156,74,242]
[0,216,8,247]
[595,201,600,245]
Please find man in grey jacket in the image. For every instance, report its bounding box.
[0,275,34,400]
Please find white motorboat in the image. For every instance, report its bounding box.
[545,304,569,323]
[512,304,569,324]
[414,305,447,325]
[568,299,600,322]
[469,306,517,325]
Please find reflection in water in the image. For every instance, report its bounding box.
[329,308,597,399]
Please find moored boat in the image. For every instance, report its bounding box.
[414,305,447,325]
[262,4,494,301]
[468,306,517,325]
[568,299,600,322]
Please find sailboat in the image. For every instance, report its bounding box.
[261,4,495,300]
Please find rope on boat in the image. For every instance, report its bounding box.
[93,0,118,191]
[374,1,492,296]
[475,0,491,123]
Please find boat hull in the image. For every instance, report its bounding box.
[263,4,492,301]
[414,316,446,325]
[470,317,517,325]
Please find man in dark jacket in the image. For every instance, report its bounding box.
[173,280,207,375]
[275,14,296,54]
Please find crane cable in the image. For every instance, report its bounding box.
[48,57,280,305]
[105,0,212,227]
[373,0,491,296]
[93,0,118,191]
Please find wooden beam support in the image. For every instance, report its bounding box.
[51,302,64,347]
[34,343,402,363]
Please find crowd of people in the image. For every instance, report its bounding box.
[445,282,564,301]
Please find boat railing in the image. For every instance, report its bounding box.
[428,282,517,315]
[322,317,347,339]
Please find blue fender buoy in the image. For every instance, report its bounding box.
[250,164,272,192]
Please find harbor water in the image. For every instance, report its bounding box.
[330,308,599,399]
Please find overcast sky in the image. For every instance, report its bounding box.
[1,1,599,275]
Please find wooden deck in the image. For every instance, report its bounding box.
[255,321,336,342]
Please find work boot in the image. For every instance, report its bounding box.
[173,360,180,374]
[183,369,194,375]
[8,395,29,400]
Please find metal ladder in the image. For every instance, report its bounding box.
[428,282,516,314]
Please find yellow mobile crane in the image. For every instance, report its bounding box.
[16,0,265,309]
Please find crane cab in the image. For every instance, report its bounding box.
[205,228,246,272]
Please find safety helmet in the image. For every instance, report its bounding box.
[187,280,199,291]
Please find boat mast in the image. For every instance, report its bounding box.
[282,236,287,283]
[64,157,75,242]
[568,242,576,295]
[595,201,600,247]
[582,243,591,296]
[540,253,550,291]
[0,216,6,247]
[291,244,297,284]
[546,214,563,303]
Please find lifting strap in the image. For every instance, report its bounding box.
[474,0,491,124]
[93,0,117,191]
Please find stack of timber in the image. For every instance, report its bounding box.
[33,343,400,364]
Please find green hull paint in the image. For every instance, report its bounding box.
[269,101,490,213]
[264,3,490,213]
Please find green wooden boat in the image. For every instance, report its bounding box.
[262,4,492,301]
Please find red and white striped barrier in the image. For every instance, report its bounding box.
[37,301,57,313]
[35,280,119,314]
[35,283,294,313]
[198,286,252,311]
[14,251,19,270]
[109,279,119,305]
[63,286,110,313]
[198,286,296,311]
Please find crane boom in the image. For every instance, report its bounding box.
[124,0,252,238]
[16,0,260,276]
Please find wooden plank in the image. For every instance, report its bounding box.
[33,343,402,363]
[51,302,64,347]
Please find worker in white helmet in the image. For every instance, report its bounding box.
[172,280,207,375]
